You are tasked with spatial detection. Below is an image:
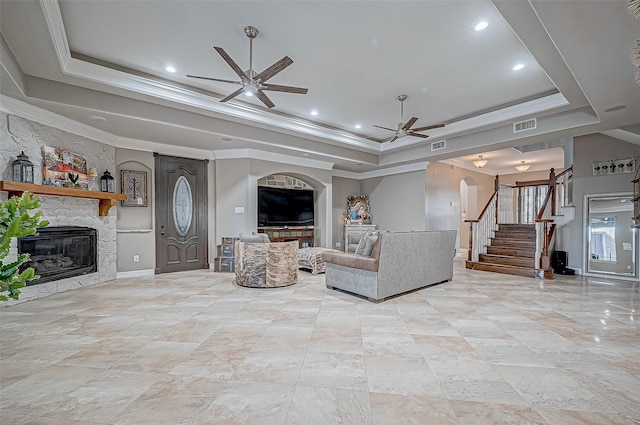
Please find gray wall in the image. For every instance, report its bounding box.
[425,162,495,250]
[331,176,360,249]
[361,170,427,232]
[215,158,333,247]
[115,149,155,273]
[556,133,640,275]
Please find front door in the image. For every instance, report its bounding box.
[155,154,208,273]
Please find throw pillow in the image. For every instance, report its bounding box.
[361,234,378,256]
[354,230,378,256]
[354,236,368,255]
[239,232,270,243]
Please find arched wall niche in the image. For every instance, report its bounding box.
[255,172,329,247]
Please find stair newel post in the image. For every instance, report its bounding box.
[549,168,556,215]
[494,175,500,224]
[468,221,473,262]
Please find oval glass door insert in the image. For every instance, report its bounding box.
[173,176,193,236]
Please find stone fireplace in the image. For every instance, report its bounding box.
[18,226,97,284]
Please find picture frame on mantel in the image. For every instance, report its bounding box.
[120,170,147,207]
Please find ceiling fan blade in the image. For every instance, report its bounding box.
[388,135,399,143]
[253,56,293,83]
[410,123,446,132]
[402,117,419,131]
[186,75,242,85]
[255,90,276,108]
[372,125,397,132]
[213,46,249,80]
[407,132,429,139]
[219,87,244,103]
[261,83,308,94]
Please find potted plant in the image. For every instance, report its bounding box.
[0,192,49,301]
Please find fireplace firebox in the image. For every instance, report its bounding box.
[18,226,97,284]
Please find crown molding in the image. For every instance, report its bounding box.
[212,149,334,170]
[0,96,118,145]
[333,161,429,180]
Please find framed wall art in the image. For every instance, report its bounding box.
[120,170,148,207]
[347,194,371,223]
[42,147,88,189]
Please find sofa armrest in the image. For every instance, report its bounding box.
[322,251,379,272]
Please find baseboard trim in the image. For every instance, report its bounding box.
[116,269,155,279]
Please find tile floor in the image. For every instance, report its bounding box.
[1,258,639,424]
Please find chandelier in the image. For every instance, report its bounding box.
[515,161,531,173]
[473,155,488,168]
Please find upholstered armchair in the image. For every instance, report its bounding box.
[234,235,298,288]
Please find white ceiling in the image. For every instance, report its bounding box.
[1,1,639,174]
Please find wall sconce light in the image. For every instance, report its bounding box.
[473,155,488,168]
[515,161,531,172]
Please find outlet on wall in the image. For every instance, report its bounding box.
[133,255,140,263]
[335,242,341,247]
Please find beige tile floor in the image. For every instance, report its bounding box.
[1,258,639,424]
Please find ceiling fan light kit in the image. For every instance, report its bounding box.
[473,155,488,168]
[372,95,445,143]
[186,25,308,108]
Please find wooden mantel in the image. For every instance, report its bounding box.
[0,181,127,216]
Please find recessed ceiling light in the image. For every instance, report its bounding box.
[513,64,525,71]
[475,21,488,31]
[355,124,362,129]
[311,110,318,116]
[165,66,176,73]
[90,115,106,122]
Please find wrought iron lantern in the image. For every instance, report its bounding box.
[13,151,34,183]
[100,170,115,193]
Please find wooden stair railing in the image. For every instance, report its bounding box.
[466,166,573,279]
[465,176,500,263]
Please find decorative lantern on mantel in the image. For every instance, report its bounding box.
[12,151,34,184]
[100,170,115,193]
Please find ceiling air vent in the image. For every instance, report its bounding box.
[513,118,537,133]
[431,140,446,151]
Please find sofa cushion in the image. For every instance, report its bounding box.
[239,232,270,243]
[355,231,378,256]
[322,251,379,272]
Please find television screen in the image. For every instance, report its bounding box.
[258,186,314,227]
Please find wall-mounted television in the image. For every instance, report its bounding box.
[258,186,314,228]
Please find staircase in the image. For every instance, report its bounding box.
[466,223,537,278]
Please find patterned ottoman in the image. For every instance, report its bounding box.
[298,247,341,275]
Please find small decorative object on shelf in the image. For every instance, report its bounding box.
[100,170,115,193]
[12,151,34,184]
[66,172,80,188]
[88,168,98,191]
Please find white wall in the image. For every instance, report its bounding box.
[1,113,118,303]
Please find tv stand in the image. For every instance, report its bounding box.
[258,227,314,248]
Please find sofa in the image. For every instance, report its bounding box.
[322,230,457,302]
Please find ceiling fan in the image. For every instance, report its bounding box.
[186,26,308,109]
[373,95,445,143]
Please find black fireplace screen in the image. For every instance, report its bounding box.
[18,226,97,285]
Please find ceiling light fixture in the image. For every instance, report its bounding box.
[513,64,525,71]
[515,160,531,172]
[475,21,488,31]
[355,124,361,129]
[243,84,258,97]
[473,155,488,168]
[311,110,318,116]
[165,66,176,73]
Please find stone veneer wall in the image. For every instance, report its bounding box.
[0,112,117,305]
